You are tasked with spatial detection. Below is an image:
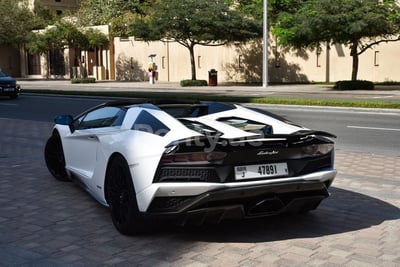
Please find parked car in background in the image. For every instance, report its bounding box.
[0,70,21,99]
[44,99,337,235]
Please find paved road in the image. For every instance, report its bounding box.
[0,83,400,266]
[0,118,399,266]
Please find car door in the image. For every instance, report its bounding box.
[63,106,126,180]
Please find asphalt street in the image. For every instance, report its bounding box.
[0,81,399,266]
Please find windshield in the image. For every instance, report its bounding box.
[0,71,8,78]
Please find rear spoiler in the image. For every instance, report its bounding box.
[244,130,336,141]
[165,130,336,152]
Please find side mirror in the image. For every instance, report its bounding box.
[54,115,73,125]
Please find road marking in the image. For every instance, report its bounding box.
[371,95,394,99]
[0,103,17,106]
[347,125,400,132]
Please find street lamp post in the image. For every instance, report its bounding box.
[262,0,268,88]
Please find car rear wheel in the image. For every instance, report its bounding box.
[106,155,148,235]
[44,132,69,181]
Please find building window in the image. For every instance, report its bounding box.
[56,10,62,15]
[316,47,322,67]
[162,56,166,69]
[55,0,61,2]
[374,51,379,66]
[197,56,201,68]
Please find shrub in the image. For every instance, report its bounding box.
[71,77,96,84]
[180,79,208,87]
[334,80,374,90]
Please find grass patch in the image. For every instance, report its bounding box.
[22,89,400,109]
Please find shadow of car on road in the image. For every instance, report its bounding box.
[170,187,400,243]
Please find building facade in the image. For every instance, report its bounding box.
[113,36,400,84]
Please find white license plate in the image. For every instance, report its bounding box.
[235,163,288,180]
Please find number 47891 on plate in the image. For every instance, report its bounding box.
[235,162,289,180]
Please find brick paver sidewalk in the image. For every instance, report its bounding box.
[0,118,399,266]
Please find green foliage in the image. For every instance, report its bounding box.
[0,0,38,47]
[33,3,58,26]
[84,28,109,49]
[77,0,156,36]
[272,0,400,80]
[229,0,306,25]
[71,77,96,84]
[134,0,261,44]
[27,22,108,55]
[334,80,375,91]
[180,80,208,87]
[273,0,400,48]
[132,0,262,80]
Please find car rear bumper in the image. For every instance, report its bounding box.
[137,169,336,223]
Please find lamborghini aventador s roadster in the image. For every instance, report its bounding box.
[44,99,336,235]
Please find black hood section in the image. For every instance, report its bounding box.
[166,130,335,154]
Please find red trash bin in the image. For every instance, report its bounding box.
[208,69,218,86]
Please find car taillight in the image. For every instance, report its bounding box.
[161,151,227,164]
[302,143,334,156]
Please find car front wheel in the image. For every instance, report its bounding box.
[106,155,148,235]
[44,132,69,181]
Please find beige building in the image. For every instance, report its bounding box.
[113,36,400,84]
[21,32,400,84]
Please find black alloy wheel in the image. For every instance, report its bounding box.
[106,155,147,235]
[44,132,69,181]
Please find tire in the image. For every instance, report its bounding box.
[44,132,69,181]
[106,155,148,235]
[9,94,18,99]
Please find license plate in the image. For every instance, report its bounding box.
[235,163,288,180]
[3,88,15,92]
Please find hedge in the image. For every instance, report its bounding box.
[180,79,208,87]
[71,77,96,84]
[334,80,374,90]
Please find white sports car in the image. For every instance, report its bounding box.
[44,99,337,235]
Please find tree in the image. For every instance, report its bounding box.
[271,0,400,81]
[77,0,156,37]
[132,0,262,80]
[226,0,264,22]
[0,0,39,47]
[27,21,108,77]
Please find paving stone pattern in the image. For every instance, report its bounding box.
[0,118,399,266]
